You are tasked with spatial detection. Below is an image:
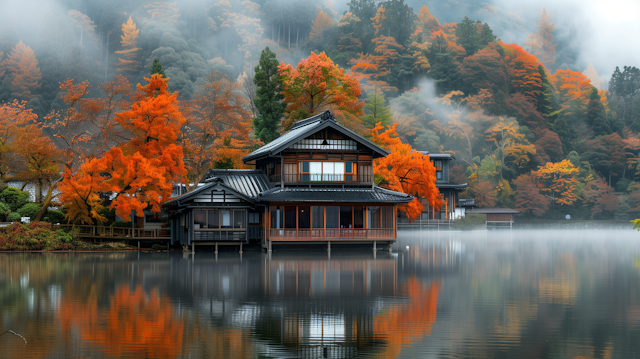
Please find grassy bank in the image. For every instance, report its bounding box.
[0,222,169,251]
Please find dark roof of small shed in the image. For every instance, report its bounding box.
[419,151,455,160]
[465,208,520,214]
[164,169,271,206]
[436,183,467,190]
[200,169,271,198]
[257,186,413,203]
[242,110,389,162]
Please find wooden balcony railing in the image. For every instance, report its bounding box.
[269,228,394,240]
[268,174,373,184]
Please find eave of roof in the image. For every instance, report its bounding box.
[242,110,389,162]
[256,186,413,203]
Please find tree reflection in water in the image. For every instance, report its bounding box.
[59,285,184,358]
[373,277,440,358]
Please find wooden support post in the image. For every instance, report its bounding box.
[373,241,376,251]
[239,242,243,254]
[268,240,272,252]
[389,243,392,252]
[327,241,331,252]
[192,243,194,253]
[138,241,140,249]
[215,242,218,254]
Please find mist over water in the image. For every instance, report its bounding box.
[2,228,640,358]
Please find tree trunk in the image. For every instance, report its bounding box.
[34,181,58,222]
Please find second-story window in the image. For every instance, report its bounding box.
[299,162,356,182]
[434,160,443,180]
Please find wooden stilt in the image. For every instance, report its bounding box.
[215,242,218,254]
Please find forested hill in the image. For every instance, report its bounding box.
[1,0,639,221]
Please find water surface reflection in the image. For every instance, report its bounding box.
[1,229,640,358]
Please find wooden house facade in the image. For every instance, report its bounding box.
[417,152,467,220]
[163,111,413,251]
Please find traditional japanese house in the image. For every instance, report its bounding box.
[417,152,467,220]
[164,110,413,251]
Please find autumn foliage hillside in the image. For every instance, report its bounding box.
[1,0,640,221]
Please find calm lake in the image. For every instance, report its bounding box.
[2,229,640,358]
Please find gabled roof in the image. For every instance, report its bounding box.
[163,169,271,207]
[242,110,389,162]
[256,186,413,203]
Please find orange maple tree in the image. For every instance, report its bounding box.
[533,159,579,206]
[499,41,542,100]
[369,122,442,220]
[13,124,61,203]
[279,51,365,134]
[59,74,187,223]
[181,71,261,189]
[45,75,133,171]
[524,7,557,68]
[115,16,142,73]
[0,100,37,181]
[549,69,593,106]
[310,10,334,40]
[3,41,42,99]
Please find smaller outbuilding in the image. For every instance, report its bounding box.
[464,208,520,228]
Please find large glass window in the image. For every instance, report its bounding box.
[192,209,247,229]
[310,162,322,181]
[382,207,393,228]
[284,206,297,228]
[221,210,232,228]
[354,206,365,228]
[368,206,380,228]
[194,210,206,228]
[326,206,340,228]
[298,206,311,228]
[208,210,219,228]
[270,206,283,229]
[299,162,354,182]
[340,206,352,228]
[312,206,324,228]
[234,210,246,229]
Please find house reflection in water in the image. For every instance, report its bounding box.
[161,248,448,358]
[257,254,397,358]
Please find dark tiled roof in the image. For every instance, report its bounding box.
[436,183,467,190]
[459,199,475,207]
[242,110,388,162]
[257,186,413,203]
[465,208,520,214]
[419,151,455,160]
[201,169,271,198]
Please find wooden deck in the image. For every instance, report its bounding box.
[59,225,171,241]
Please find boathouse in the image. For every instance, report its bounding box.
[163,110,413,251]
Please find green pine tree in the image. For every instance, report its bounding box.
[586,87,611,135]
[361,90,392,129]
[253,47,286,144]
[150,58,165,77]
